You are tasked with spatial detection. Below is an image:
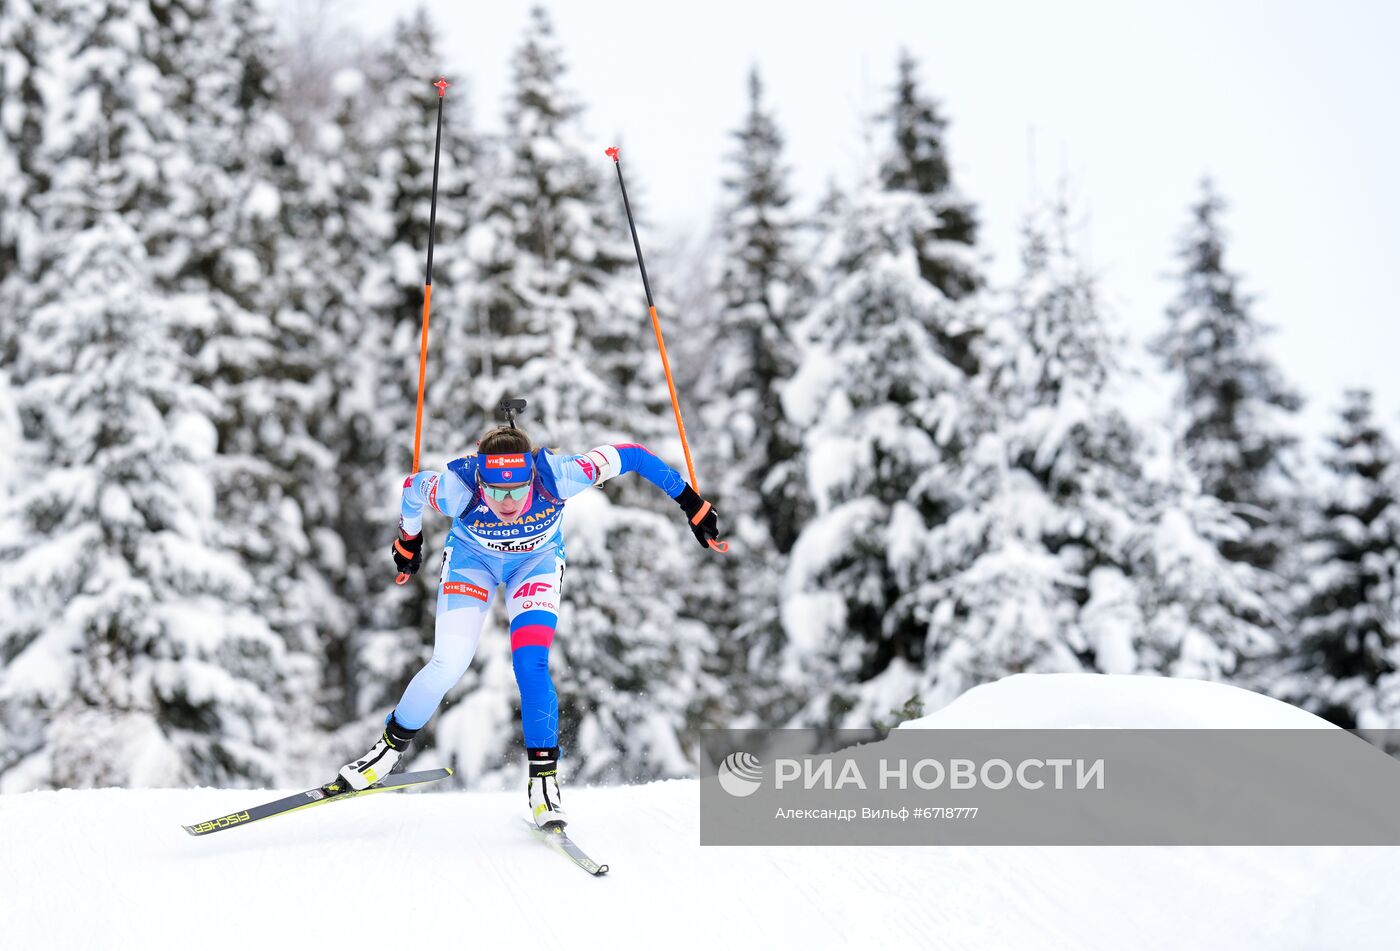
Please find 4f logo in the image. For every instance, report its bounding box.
[512,581,552,599]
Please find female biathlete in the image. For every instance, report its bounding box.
[336,401,721,829]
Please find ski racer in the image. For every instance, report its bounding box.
[336,400,722,829]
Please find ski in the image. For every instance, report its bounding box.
[523,819,610,876]
[182,767,453,837]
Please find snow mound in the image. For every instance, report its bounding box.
[903,673,1335,730]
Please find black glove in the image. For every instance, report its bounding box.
[675,484,720,550]
[392,530,423,576]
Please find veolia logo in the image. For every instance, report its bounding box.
[717,752,764,798]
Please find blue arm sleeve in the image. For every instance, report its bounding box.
[614,444,687,498]
[399,468,472,535]
[545,443,688,501]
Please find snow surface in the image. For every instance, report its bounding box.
[1,674,1394,951]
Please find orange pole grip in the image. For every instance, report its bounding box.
[648,306,730,554]
[411,283,432,475]
[400,283,434,586]
[647,305,699,491]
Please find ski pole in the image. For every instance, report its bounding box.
[604,146,729,554]
[399,76,450,586]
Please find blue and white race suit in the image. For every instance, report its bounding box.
[391,443,686,749]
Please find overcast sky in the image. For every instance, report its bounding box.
[307,0,1400,443]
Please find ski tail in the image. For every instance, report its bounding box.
[183,767,453,837]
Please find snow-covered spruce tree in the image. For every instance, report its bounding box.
[0,0,53,366]
[781,56,988,727]
[706,67,811,556]
[0,196,293,789]
[1124,430,1280,681]
[8,0,177,323]
[1283,390,1400,727]
[362,8,478,454]
[880,51,983,368]
[781,183,982,726]
[896,201,1146,711]
[0,362,19,769]
[936,200,1276,691]
[255,62,429,759]
[0,363,19,542]
[1151,178,1303,576]
[1,0,322,788]
[467,6,631,446]
[1,0,168,784]
[350,10,481,729]
[273,67,399,729]
[423,6,710,787]
[143,0,334,772]
[691,67,811,726]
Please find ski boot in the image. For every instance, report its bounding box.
[528,746,567,829]
[338,714,419,791]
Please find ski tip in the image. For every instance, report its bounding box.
[604,146,620,163]
[594,864,610,876]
